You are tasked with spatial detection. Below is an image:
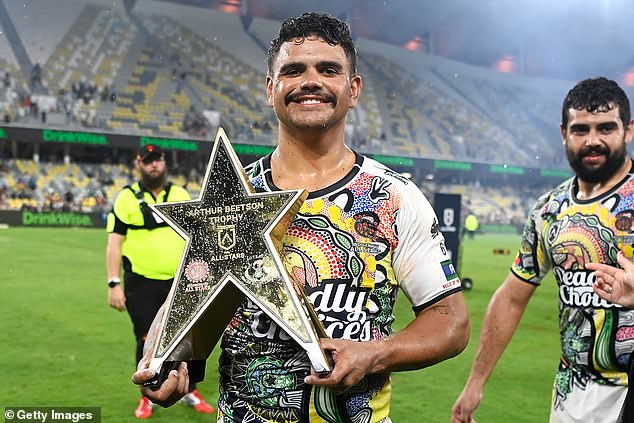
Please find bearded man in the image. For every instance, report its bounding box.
[106,144,214,418]
[452,77,634,423]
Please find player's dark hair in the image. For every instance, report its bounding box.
[562,77,631,128]
[267,12,357,76]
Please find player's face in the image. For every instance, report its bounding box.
[137,155,167,189]
[266,36,361,134]
[561,106,634,183]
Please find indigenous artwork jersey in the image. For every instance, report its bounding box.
[217,152,461,423]
[512,165,634,412]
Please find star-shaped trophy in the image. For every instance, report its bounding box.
[143,128,330,389]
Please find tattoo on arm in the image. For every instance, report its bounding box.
[431,304,450,316]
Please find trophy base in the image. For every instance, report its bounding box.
[143,360,206,390]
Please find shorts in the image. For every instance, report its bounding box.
[549,378,627,423]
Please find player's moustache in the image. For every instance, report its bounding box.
[580,145,609,157]
[285,90,336,105]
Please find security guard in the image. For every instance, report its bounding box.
[464,213,479,239]
[106,144,214,418]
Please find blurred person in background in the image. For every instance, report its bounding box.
[464,213,479,239]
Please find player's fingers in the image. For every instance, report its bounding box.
[592,284,612,301]
[176,362,189,395]
[616,251,634,271]
[451,407,469,423]
[131,368,156,385]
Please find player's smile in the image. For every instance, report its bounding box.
[285,91,336,107]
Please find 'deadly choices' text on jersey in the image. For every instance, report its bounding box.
[512,164,634,414]
[217,152,462,423]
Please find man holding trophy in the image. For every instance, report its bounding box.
[132,12,470,422]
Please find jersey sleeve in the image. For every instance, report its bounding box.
[391,184,462,312]
[510,192,553,285]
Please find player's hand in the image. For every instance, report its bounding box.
[451,384,482,423]
[304,338,377,394]
[587,251,634,308]
[107,284,126,311]
[132,355,189,407]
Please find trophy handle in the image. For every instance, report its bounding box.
[143,360,207,390]
[142,361,180,391]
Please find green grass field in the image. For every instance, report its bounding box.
[1,228,560,422]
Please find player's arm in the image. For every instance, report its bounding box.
[105,232,126,311]
[305,291,469,392]
[451,272,536,423]
[131,303,189,406]
[374,291,470,371]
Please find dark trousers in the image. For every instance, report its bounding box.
[124,272,198,393]
[123,272,173,364]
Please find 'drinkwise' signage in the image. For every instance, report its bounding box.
[0,211,104,227]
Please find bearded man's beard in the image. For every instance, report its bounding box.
[566,141,628,183]
[140,169,167,191]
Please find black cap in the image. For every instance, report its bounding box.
[137,144,164,161]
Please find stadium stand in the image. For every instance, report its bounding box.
[0,2,577,157]
[0,156,201,213]
[0,0,591,220]
[434,182,540,226]
[0,1,575,158]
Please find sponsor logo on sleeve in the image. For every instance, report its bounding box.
[441,259,460,289]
